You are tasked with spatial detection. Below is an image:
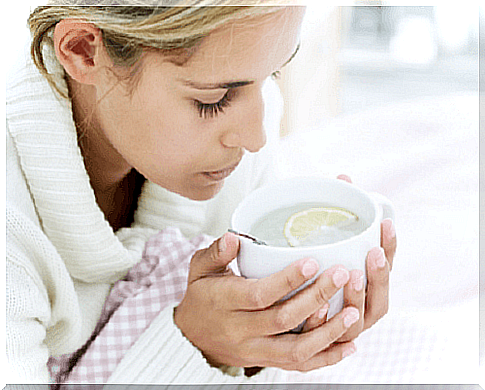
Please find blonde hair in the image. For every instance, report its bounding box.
[28,0,291,97]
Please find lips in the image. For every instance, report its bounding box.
[202,161,240,182]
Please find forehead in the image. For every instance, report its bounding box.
[174,7,305,85]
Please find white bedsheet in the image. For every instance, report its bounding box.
[274,93,481,384]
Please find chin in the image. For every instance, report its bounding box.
[172,182,224,201]
[188,182,224,201]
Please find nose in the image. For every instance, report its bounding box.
[221,90,267,153]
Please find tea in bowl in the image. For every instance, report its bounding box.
[231,176,395,321]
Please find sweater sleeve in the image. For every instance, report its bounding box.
[6,258,51,383]
[6,125,112,383]
[107,303,286,384]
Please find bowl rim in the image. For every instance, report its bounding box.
[231,176,381,252]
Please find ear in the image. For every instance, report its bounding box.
[54,19,110,85]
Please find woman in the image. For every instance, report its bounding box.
[6,0,397,383]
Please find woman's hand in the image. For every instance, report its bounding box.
[303,174,397,339]
[174,232,359,371]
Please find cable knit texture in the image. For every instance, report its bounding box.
[6,39,283,383]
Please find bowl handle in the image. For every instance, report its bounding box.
[370,192,395,223]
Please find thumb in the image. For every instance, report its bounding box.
[188,232,240,283]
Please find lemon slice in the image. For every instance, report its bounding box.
[284,207,358,247]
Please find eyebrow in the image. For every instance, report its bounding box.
[182,79,255,90]
[180,42,301,91]
[281,42,300,69]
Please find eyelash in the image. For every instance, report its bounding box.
[194,90,233,119]
[194,71,280,119]
[271,70,281,80]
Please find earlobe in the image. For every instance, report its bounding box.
[54,19,106,85]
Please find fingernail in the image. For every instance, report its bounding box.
[342,343,357,358]
[337,174,352,183]
[218,234,227,253]
[383,218,396,240]
[343,307,360,328]
[302,258,319,278]
[351,270,364,291]
[369,247,386,270]
[332,266,350,288]
[318,304,329,319]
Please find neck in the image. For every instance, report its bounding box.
[67,76,135,227]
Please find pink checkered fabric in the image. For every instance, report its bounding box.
[48,227,213,384]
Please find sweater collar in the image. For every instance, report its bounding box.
[6,42,139,283]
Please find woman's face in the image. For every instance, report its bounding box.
[94,7,305,200]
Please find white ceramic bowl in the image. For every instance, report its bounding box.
[231,176,394,319]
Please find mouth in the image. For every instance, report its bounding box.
[202,160,241,182]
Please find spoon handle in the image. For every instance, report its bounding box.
[227,229,268,246]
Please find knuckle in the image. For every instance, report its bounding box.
[327,322,344,342]
[289,344,308,364]
[246,286,266,309]
[209,247,220,266]
[314,285,331,307]
[274,307,293,332]
[372,267,390,285]
[284,273,300,292]
[340,323,363,342]
[337,333,352,343]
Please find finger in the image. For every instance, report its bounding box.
[188,232,239,283]
[248,265,350,334]
[286,341,357,372]
[337,174,352,183]
[257,306,360,366]
[195,256,319,313]
[363,247,390,331]
[219,256,321,311]
[381,218,397,270]
[301,303,329,333]
[338,269,365,342]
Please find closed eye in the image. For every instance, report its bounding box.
[194,89,234,119]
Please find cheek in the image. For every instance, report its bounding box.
[96,76,226,191]
[102,89,201,164]
[127,116,207,174]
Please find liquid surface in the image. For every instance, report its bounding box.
[249,202,368,247]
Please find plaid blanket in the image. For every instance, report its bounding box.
[49,227,213,384]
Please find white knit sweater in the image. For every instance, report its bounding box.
[6,41,287,384]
